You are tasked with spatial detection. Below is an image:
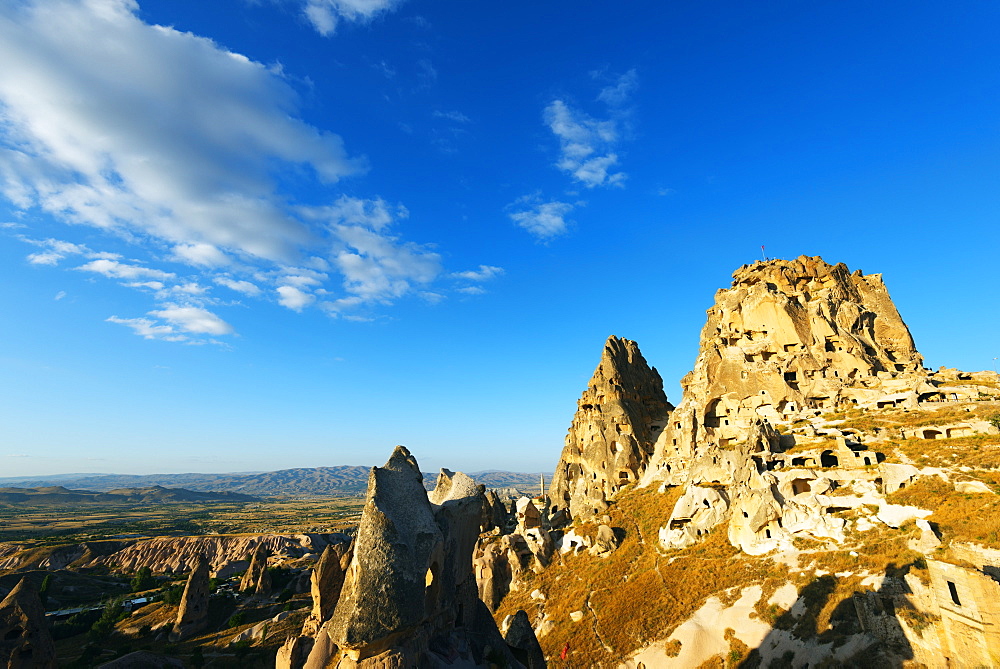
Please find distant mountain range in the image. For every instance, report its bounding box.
[0,485,257,505]
[0,467,550,498]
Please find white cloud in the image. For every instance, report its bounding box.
[0,1,471,339]
[277,285,315,311]
[54,290,66,300]
[150,305,234,335]
[23,238,88,265]
[457,285,485,295]
[214,277,262,296]
[305,195,401,232]
[302,0,406,36]
[596,69,638,107]
[77,258,175,281]
[124,281,165,291]
[107,315,187,342]
[507,195,577,239]
[309,196,441,303]
[452,265,504,281]
[172,243,229,267]
[0,0,364,266]
[543,100,625,188]
[419,291,444,304]
[433,110,472,124]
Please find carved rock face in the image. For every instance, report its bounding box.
[550,335,673,521]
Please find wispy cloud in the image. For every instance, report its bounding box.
[301,0,407,36]
[214,277,262,297]
[542,69,638,189]
[507,194,578,240]
[452,265,503,281]
[433,110,472,124]
[107,304,233,344]
[77,259,175,281]
[544,100,625,189]
[0,0,475,342]
[596,69,638,107]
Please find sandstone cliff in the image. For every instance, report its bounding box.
[549,336,672,521]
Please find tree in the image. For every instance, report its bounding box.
[39,574,52,607]
[130,566,154,592]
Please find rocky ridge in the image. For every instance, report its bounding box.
[511,255,1000,667]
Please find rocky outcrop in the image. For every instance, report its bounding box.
[302,541,353,636]
[613,256,945,554]
[239,543,271,596]
[0,578,56,669]
[170,557,210,641]
[648,256,931,483]
[550,335,673,522]
[276,636,314,669]
[284,447,540,668]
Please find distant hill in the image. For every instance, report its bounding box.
[0,467,550,498]
[0,485,257,505]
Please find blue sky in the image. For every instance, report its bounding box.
[2,0,999,477]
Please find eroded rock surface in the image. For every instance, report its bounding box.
[0,578,56,669]
[170,556,210,641]
[550,335,673,522]
[282,447,540,668]
[239,543,271,596]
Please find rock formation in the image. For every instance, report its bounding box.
[544,257,978,558]
[33,533,345,578]
[170,556,210,641]
[0,578,56,669]
[629,256,945,553]
[549,335,673,521]
[302,540,353,636]
[279,446,540,668]
[503,610,546,668]
[239,543,271,596]
[650,255,929,462]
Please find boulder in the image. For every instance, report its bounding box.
[276,636,314,669]
[955,480,995,494]
[589,524,621,557]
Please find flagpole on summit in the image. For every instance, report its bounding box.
[761,245,768,261]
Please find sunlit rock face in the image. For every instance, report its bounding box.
[290,447,536,668]
[640,255,934,554]
[549,335,673,521]
[654,255,928,470]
